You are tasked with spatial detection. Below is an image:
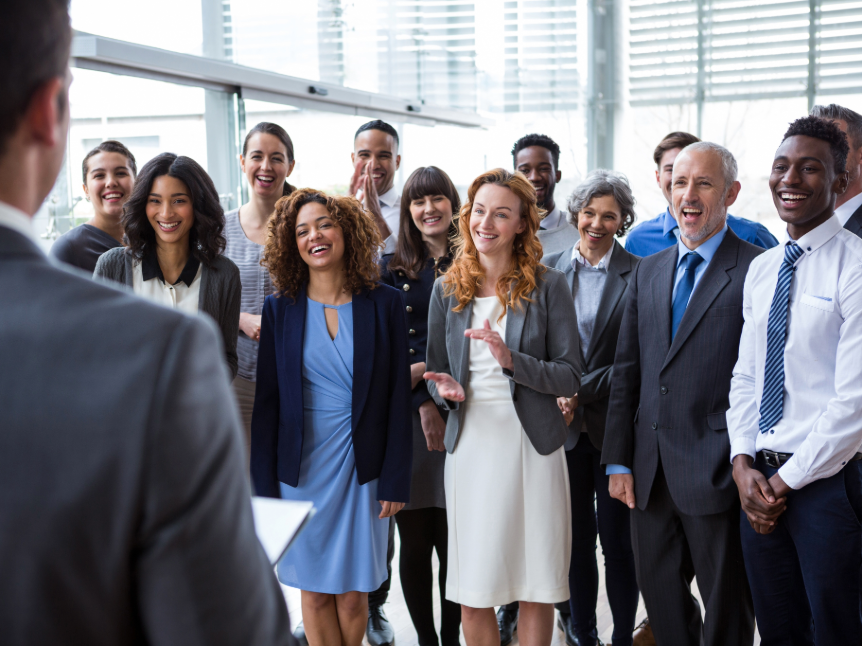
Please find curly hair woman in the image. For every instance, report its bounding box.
[94,152,241,378]
[251,188,412,646]
[423,169,581,646]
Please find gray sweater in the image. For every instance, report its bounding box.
[94,247,241,379]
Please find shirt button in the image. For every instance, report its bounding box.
[402,284,410,292]
[409,348,416,355]
[770,430,775,434]
[660,386,668,394]
[652,422,657,430]
[409,329,416,335]
[406,306,413,313]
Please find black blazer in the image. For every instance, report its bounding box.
[251,284,413,503]
[845,201,862,238]
[379,253,452,412]
[543,239,640,450]
[601,230,763,516]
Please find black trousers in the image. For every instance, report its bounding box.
[395,507,461,646]
[631,462,754,646]
[369,517,396,608]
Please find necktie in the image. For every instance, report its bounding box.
[759,242,805,434]
[671,251,704,340]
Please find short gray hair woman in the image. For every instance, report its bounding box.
[566,169,637,235]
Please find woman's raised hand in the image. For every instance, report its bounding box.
[465,319,514,371]
[423,371,465,402]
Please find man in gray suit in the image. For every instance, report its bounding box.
[0,3,293,644]
[601,142,758,646]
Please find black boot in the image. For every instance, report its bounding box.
[557,611,603,646]
[497,603,519,646]
[367,604,395,646]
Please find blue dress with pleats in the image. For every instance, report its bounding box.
[276,298,389,594]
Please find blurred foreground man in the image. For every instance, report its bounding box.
[0,3,293,644]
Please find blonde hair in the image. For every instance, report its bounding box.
[443,168,545,315]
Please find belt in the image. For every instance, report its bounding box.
[760,449,862,469]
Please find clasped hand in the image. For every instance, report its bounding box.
[732,455,789,534]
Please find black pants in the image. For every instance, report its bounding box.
[395,507,461,646]
[369,517,396,608]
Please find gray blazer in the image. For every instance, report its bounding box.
[543,239,640,450]
[425,267,581,455]
[94,247,241,379]
[0,226,292,645]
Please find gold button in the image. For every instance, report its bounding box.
[402,284,410,292]
[406,306,413,313]
[409,348,416,355]
[409,329,416,335]
[399,271,404,276]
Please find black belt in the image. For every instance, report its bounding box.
[760,449,862,469]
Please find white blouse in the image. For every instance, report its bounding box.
[132,255,202,315]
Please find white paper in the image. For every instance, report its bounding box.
[251,497,315,565]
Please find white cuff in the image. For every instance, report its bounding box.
[729,437,757,464]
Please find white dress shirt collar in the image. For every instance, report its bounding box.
[787,214,843,257]
[378,185,400,209]
[834,191,862,227]
[571,238,614,270]
[0,201,38,245]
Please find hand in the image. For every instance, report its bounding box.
[349,160,365,197]
[410,362,427,390]
[423,371,465,402]
[732,455,787,530]
[557,394,578,425]
[464,319,514,371]
[239,312,262,341]
[379,501,405,519]
[419,399,446,451]
[609,473,636,509]
[354,161,390,241]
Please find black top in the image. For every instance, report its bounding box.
[141,248,201,287]
[380,253,452,412]
[50,224,122,273]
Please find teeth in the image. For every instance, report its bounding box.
[257,176,274,182]
[780,193,807,201]
[424,217,441,223]
[103,193,122,199]
[159,222,180,230]
[682,208,701,214]
[587,231,605,238]
[477,232,497,239]
[311,245,329,254]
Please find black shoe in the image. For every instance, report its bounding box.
[497,604,519,646]
[367,605,395,646]
[556,612,603,646]
[293,621,309,646]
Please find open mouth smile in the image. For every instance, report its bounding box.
[778,191,810,207]
[310,244,331,256]
[157,221,181,232]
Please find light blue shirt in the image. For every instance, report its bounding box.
[607,223,729,476]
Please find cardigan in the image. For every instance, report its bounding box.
[251,283,413,503]
[93,247,241,379]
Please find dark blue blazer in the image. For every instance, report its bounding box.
[251,283,413,503]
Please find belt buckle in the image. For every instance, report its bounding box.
[762,450,781,469]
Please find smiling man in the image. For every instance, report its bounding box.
[727,115,862,644]
[601,142,759,646]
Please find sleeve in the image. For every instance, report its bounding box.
[753,224,780,250]
[425,279,459,411]
[49,234,75,265]
[219,262,242,380]
[600,262,642,469]
[376,293,414,503]
[577,365,613,406]
[92,249,124,285]
[779,262,862,489]
[606,465,632,475]
[504,272,581,398]
[727,267,760,463]
[250,297,281,499]
[137,315,294,646]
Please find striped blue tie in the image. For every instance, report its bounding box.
[758,242,805,434]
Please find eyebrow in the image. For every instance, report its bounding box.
[149,192,189,197]
[357,149,392,155]
[296,216,332,228]
[474,202,512,211]
[249,149,283,156]
[90,166,129,174]
[774,155,824,164]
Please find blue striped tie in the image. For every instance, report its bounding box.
[758,242,805,434]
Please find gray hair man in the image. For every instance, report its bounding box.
[811,103,862,236]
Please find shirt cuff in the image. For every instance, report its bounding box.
[777,458,806,491]
[606,464,632,475]
[729,437,757,465]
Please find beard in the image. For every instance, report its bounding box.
[679,203,726,243]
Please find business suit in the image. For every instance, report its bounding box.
[544,240,641,645]
[0,222,292,645]
[601,228,759,646]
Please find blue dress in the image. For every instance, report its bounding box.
[276,298,389,594]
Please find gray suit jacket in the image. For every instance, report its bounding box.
[425,267,581,455]
[94,246,241,379]
[0,226,292,645]
[601,229,763,516]
[543,239,640,450]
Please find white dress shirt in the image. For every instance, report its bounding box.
[378,185,401,255]
[132,255,202,315]
[728,215,862,489]
[834,191,862,227]
[0,201,38,245]
[571,238,614,269]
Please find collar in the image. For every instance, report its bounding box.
[834,191,862,227]
[571,238,614,270]
[141,248,201,286]
[676,222,728,268]
[378,185,400,208]
[0,201,39,245]
[786,215,842,257]
[541,206,566,231]
[661,207,679,238]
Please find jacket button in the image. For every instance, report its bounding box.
[409,349,416,355]
[652,422,657,429]
[402,284,411,292]
[409,329,416,335]
[660,386,667,394]
[399,271,404,276]
[406,306,413,313]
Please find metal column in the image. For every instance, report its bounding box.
[587,0,616,171]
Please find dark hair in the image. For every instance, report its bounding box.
[566,169,637,237]
[782,115,849,174]
[388,166,461,279]
[354,120,399,148]
[81,140,138,183]
[242,122,296,196]
[511,133,561,169]
[0,0,72,157]
[810,103,862,150]
[653,131,701,166]
[122,153,226,266]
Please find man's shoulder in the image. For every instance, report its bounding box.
[726,214,778,247]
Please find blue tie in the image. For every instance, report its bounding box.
[671,251,704,340]
[759,242,805,434]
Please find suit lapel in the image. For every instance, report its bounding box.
[586,242,632,365]
[352,290,375,428]
[662,231,738,370]
[284,288,307,433]
[505,292,529,353]
[650,249,677,360]
[845,203,862,238]
[555,248,576,297]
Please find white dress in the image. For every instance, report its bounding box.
[444,295,572,608]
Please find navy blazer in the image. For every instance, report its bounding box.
[251,283,413,503]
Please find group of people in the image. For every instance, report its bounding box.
[3,3,862,646]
